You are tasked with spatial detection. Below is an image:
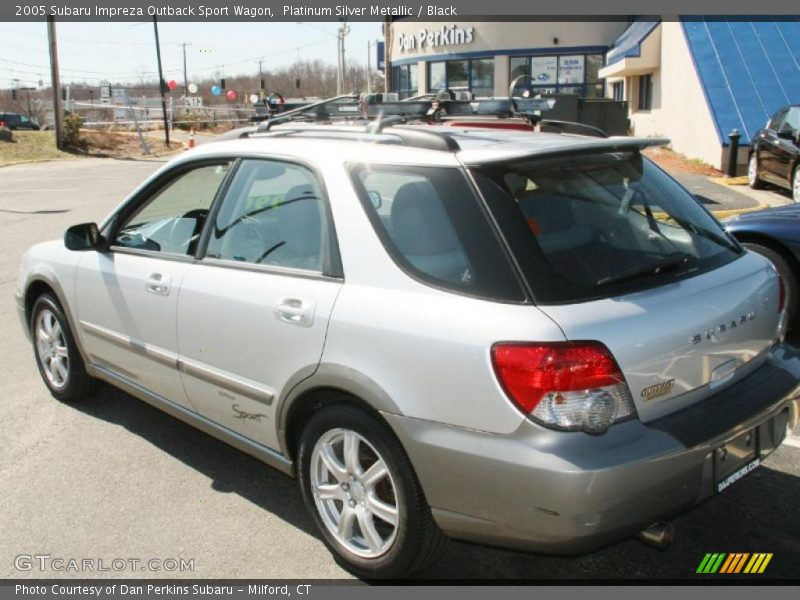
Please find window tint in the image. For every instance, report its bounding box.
[473,151,741,304]
[114,162,230,255]
[350,165,524,302]
[205,159,327,272]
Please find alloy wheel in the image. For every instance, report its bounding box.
[310,428,400,559]
[35,309,69,389]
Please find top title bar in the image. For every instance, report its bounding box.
[3,0,800,21]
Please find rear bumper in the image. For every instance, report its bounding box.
[384,343,800,554]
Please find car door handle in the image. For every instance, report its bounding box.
[145,272,171,296]
[273,297,315,327]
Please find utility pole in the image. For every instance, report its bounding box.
[337,23,350,94]
[181,42,192,98]
[47,16,64,150]
[152,16,170,146]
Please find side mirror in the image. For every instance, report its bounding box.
[64,222,105,251]
[777,128,796,141]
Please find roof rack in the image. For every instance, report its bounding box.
[233,80,611,151]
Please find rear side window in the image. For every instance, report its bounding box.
[349,164,524,302]
[472,151,741,304]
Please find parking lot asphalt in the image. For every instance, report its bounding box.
[1,157,799,581]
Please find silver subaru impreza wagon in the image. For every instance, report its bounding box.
[15,100,799,577]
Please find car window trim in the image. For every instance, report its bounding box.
[195,154,343,280]
[105,157,238,259]
[197,256,343,283]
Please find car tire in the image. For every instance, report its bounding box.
[743,243,798,332]
[30,293,98,402]
[748,153,765,190]
[297,403,446,578]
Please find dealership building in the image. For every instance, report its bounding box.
[387,18,800,171]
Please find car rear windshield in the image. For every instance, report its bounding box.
[471,150,742,304]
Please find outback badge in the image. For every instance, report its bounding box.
[641,378,676,401]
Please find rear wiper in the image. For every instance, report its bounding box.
[595,253,691,286]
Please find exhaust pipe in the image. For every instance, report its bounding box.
[636,521,675,549]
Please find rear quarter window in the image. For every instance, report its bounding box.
[348,164,525,303]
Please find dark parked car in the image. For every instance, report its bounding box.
[0,112,41,130]
[726,204,800,332]
[748,105,800,203]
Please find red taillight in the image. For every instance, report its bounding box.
[491,342,625,414]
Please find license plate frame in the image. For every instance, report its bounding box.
[715,428,759,494]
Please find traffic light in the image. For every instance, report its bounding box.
[260,77,265,91]
[220,78,226,90]
[11,89,16,100]
[61,87,66,101]
[160,79,168,94]
[295,78,301,89]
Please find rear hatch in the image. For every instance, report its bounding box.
[470,147,782,421]
[534,252,779,421]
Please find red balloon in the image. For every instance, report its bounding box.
[226,90,237,101]
[167,80,177,90]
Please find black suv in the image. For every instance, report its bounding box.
[0,112,41,130]
[749,105,800,203]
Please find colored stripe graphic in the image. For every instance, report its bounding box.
[698,553,773,574]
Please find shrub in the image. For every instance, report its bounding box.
[174,109,214,131]
[62,113,82,147]
[0,127,12,142]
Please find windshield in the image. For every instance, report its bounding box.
[472,150,742,304]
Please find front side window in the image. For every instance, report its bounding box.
[473,151,741,304]
[114,162,231,255]
[205,159,328,273]
[349,165,524,302]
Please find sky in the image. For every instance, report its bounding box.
[0,21,384,88]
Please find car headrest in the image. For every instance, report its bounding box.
[390,182,461,256]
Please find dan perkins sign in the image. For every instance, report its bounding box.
[397,25,475,53]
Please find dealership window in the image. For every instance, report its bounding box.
[427,59,495,97]
[612,81,624,101]
[638,74,653,110]
[391,64,418,99]
[508,53,605,98]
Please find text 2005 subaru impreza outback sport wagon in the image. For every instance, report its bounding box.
[16,124,799,577]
